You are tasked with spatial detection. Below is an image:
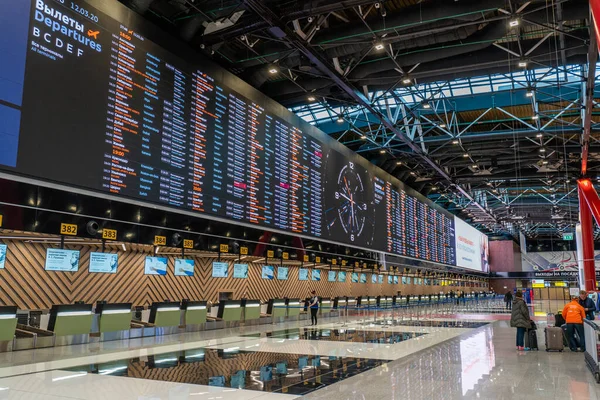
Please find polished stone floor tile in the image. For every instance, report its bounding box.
[3,300,600,399]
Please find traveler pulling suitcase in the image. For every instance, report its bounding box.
[545,326,564,352]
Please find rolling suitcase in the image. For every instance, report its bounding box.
[545,326,564,352]
[525,328,538,350]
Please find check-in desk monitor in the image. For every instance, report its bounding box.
[333,297,347,309]
[217,300,242,322]
[0,306,17,341]
[181,301,207,325]
[286,298,302,317]
[346,297,357,309]
[95,303,132,333]
[267,299,287,318]
[149,302,181,327]
[319,298,332,313]
[241,299,261,321]
[48,304,93,336]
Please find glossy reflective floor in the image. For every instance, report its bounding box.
[1,300,599,399]
[62,348,390,396]
[242,328,427,343]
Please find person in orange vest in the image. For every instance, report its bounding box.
[562,296,587,352]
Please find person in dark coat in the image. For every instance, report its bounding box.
[504,291,513,310]
[578,290,595,320]
[510,290,531,351]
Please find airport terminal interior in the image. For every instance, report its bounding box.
[1,0,600,398]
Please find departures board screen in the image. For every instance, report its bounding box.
[0,0,459,266]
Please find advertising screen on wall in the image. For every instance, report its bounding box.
[351,273,359,283]
[378,275,383,284]
[312,269,321,281]
[261,265,274,280]
[454,217,490,272]
[299,268,309,281]
[89,252,118,273]
[212,262,229,278]
[371,274,377,284]
[233,264,248,278]
[277,267,289,280]
[360,273,367,283]
[174,259,194,276]
[394,276,399,284]
[145,256,167,275]
[328,271,337,282]
[45,248,80,272]
[338,271,347,282]
[0,0,470,268]
[0,244,6,269]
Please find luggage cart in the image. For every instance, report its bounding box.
[583,320,600,383]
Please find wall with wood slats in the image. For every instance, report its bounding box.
[0,239,464,309]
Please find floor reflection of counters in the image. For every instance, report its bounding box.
[63,347,391,396]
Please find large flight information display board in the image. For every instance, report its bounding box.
[0,0,460,266]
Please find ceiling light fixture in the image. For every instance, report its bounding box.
[509,19,519,27]
[472,164,478,169]
[360,135,367,140]
[422,103,431,109]
[542,160,548,165]
[539,148,546,153]
[379,149,386,154]
[463,153,469,157]
[439,123,447,128]
[402,77,411,84]
[396,161,402,165]
[268,66,279,74]
[526,91,534,98]
[336,114,344,123]
[452,140,459,145]
[532,115,539,120]
[307,95,316,102]
[518,61,528,68]
[536,133,543,137]
[374,42,385,50]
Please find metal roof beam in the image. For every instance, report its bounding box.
[243,0,495,220]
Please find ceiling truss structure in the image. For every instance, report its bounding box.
[122,0,598,239]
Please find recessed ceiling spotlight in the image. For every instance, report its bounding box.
[531,115,539,120]
[396,161,402,165]
[463,153,469,157]
[307,95,316,101]
[374,42,385,50]
[410,171,416,176]
[379,149,386,154]
[452,140,459,145]
[472,164,478,169]
[526,91,534,97]
[542,160,548,165]
[268,65,279,74]
[518,61,528,68]
[509,19,519,27]
[360,135,367,140]
[402,77,411,84]
[422,103,431,109]
[439,123,447,128]
[539,148,546,153]
[536,133,543,138]
[336,114,344,123]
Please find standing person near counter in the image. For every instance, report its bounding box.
[563,296,586,352]
[309,290,319,326]
[578,290,595,320]
[510,291,531,351]
[504,290,513,310]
